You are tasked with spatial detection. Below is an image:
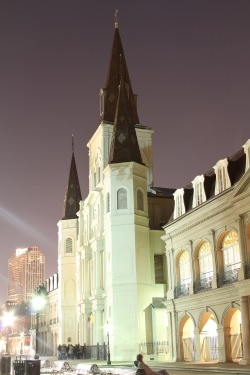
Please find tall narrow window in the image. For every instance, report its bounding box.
[196,182,203,205]
[179,251,191,285]
[199,242,213,280]
[66,238,73,253]
[176,195,182,217]
[117,188,127,209]
[218,166,227,193]
[154,255,164,283]
[222,231,241,272]
[137,190,144,211]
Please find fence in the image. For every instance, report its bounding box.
[139,341,169,355]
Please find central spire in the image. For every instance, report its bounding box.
[100,19,139,125]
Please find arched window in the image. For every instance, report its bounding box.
[66,238,73,253]
[179,251,191,285]
[222,230,241,272]
[137,190,144,211]
[117,188,127,209]
[199,242,213,280]
[106,193,110,213]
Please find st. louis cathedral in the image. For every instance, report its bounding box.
[36,19,250,364]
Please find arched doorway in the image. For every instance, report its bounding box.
[224,307,242,361]
[199,311,218,361]
[179,315,195,361]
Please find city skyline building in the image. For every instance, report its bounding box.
[8,246,45,304]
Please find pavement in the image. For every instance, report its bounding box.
[37,356,250,374]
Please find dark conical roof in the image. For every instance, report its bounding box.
[101,25,139,125]
[62,152,82,220]
[109,76,143,165]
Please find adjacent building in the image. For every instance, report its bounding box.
[162,141,250,364]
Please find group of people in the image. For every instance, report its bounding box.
[134,354,169,375]
[57,344,84,360]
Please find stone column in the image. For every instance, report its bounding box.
[189,240,194,294]
[239,296,250,365]
[166,250,172,290]
[210,229,218,288]
[217,324,226,362]
[193,327,201,362]
[236,215,246,281]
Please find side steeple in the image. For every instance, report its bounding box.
[109,75,143,164]
[100,15,139,125]
[62,136,82,220]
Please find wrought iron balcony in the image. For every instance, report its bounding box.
[217,269,239,287]
[194,276,213,293]
[174,283,190,298]
[245,263,250,279]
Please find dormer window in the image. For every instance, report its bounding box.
[192,175,206,208]
[173,188,185,219]
[214,159,231,195]
[243,139,250,171]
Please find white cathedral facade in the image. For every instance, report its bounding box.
[35,20,250,365]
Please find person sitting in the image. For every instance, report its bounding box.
[135,354,169,375]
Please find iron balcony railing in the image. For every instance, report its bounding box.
[194,276,213,293]
[245,263,250,279]
[174,283,190,298]
[217,268,239,287]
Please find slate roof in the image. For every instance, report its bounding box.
[109,76,143,164]
[62,152,82,220]
[100,23,139,126]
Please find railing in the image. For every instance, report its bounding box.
[245,263,250,279]
[174,283,190,298]
[139,341,169,355]
[217,269,239,287]
[83,343,107,360]
[194,276,213,293]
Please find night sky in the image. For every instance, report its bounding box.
[0,1,250,306]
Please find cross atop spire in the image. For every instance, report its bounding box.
[114,9,118,28]
[72,133,74,153]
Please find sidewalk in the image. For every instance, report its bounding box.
[39,356,250,374]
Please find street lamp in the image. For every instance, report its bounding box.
[106,321,111,365]
[32,294,45,359]
[2,311,15,354]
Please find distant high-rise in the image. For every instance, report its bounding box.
[8,246,45,303]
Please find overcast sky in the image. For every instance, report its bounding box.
[0,0,250,306]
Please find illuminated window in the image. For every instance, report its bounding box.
[137,190,144,211]
[179,251,191,285]
[117,188,127,209]
[66,238,72,253]
[199,242,213,280]
[222,231,241,271]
